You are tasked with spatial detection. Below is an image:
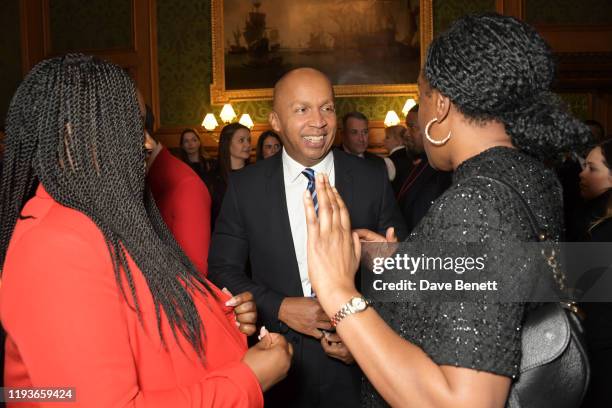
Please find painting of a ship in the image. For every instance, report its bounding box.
[222,0,422,91]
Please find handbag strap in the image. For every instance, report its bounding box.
[471,175,568,293]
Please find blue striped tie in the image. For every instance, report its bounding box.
[302,168,318,215]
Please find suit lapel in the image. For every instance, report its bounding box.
[265,154,304,296]
[333,152,354,212]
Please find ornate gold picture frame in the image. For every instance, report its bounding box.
[210,0,432,103]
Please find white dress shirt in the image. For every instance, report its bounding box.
[282,148,335,296]
[383,145,405,181]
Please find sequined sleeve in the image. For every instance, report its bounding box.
[406,179,532,378]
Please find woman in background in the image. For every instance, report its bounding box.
[577,141,612,407]
[208,123,251,229]
[0,54,291,407]
[574,140,612,240]
[179,128,214,180]
[256,130,282,161]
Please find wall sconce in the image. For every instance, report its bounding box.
[202,113,220,143]
[238,113,254,129]
[402,98,417,116]
[202,113,219,131]
[384,110,401,127]
[219,104,237,124]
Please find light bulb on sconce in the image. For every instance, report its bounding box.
[238,113,254,129]
[402,98,417,116]
[201,113,220,143]
[219,104,237,124]
[202,113,219,131]
[384,110,401,127]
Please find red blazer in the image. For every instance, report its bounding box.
[0,186,263,407]
[147,147,211,277]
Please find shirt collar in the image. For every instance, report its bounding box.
[389,145,405,155]
[282,148,334,184]
[342,145,364,158]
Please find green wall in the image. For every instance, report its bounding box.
[0,0,595,129]
[157,0,499,127]
[0,0,22,129]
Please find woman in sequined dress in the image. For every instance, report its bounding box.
[301,13,590,408]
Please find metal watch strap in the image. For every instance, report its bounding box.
[331,297,370,327]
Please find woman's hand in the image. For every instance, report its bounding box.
[242,328,293,392]
[354,227,398,243]
[223,289,257,336]
[303,174,361,315]
[355,227,399,265]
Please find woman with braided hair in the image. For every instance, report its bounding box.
[0,54,291,407]
[301,13,591,408]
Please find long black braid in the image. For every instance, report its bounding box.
[0,54,212,359]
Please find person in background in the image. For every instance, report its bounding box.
[566,140,612,241]
[382,124,414,194]
[398,104,452,233]
[585,119,607,144]
[256,130,283,161]
[0,54,292,407]
[303,13,590,407]
[143,105,211,277]
[340,111,386,171]
[208,68,406,408]
[208,123,252,229]
[179,128,214,180]
[577,141,612,407]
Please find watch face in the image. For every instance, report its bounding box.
[351,297,366,311]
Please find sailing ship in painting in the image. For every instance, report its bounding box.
[227,0,282,68]
[224,0,420,89]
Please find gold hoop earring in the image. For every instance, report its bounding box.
[425,117,451,146]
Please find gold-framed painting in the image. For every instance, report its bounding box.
[210,0,433,103]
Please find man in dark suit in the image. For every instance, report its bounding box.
[340,111,387,171]
[383,124,414,195]
[208,68,406,407]
[397,104,452,233]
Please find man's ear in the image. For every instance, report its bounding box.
[269,111,281,133]
[433,90,451,124]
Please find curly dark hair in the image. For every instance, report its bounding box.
[0,54,212,359]
[424,13,591,159]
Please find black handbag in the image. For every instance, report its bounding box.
[474,176,590,408]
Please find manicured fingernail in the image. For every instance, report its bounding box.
[225,297,238,307]
[235,321,240,327]
[258,325,269,340]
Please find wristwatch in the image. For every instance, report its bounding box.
[331,296,370,327]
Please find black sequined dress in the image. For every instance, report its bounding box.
[362,146,563,407]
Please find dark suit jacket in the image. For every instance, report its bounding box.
[388,146,414,195]
[397,157,452,233]
[208,150,406,407]
[363,150,387,171]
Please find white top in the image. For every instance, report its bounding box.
[282,148,335,296]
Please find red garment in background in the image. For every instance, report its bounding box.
[147,147,211,277]
[0,186,263,407]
